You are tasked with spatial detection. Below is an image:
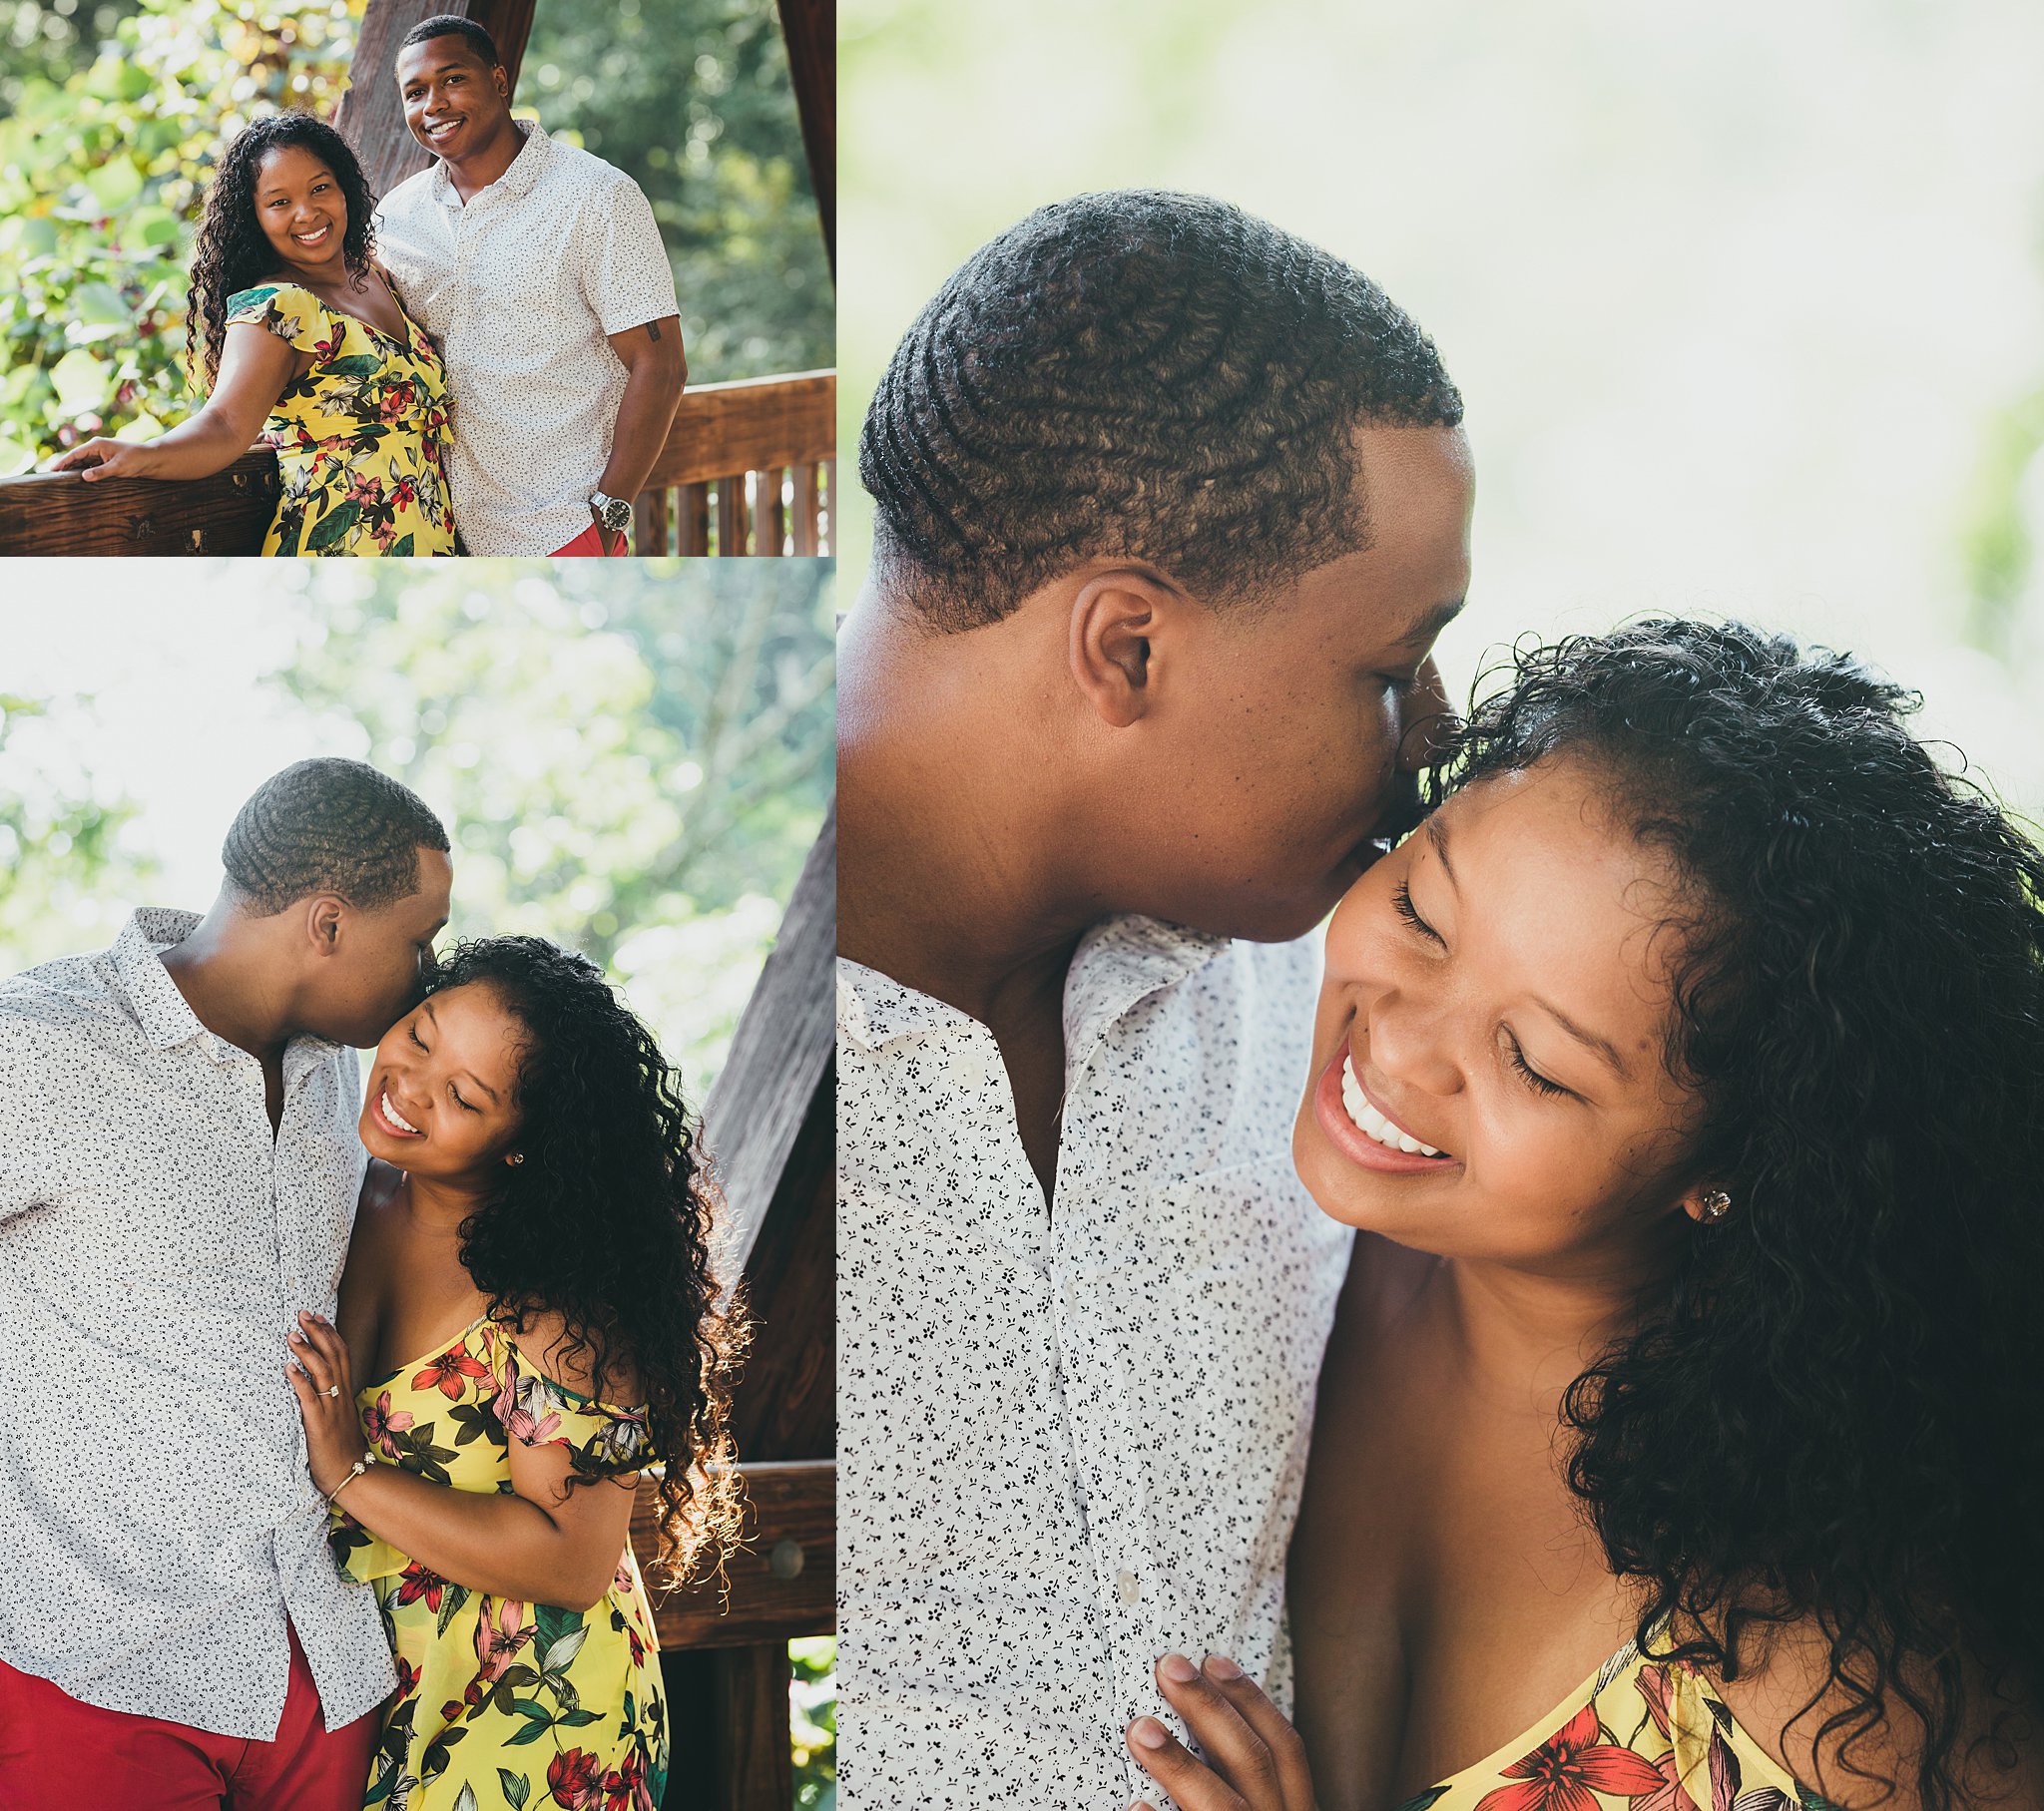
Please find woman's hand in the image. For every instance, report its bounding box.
[285,1310,369,1498]
[1127,1654,1318,1811]
[45,438,161,481]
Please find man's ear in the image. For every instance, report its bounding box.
[305,894,346,955]
[1068,570,1180,730]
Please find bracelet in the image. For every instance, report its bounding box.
[325,1451,375,1507]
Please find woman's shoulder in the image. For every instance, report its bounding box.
[226,277,321,315]
[495,1305,643,1409]
[1701,1615,2041,1810]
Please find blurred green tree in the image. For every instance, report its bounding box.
[0,690,163,966]
[270,560,834,1093]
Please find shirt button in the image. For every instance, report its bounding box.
[954,1051,989,1093]
[1116,1569,1140,1607]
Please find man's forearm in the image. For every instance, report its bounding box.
[596,344,687,504]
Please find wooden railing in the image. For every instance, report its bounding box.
[0,370,835,558]
[633,371,835,558]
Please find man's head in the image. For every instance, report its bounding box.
[858,191,1475,941]
[395,14,511,164]
[222,758,452,1046]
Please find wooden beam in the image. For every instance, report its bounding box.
[0,449,277,556]
[336,0,539,201]
[636,1460,833,1649]
[773,0,834,278]
[646,372,834,493]
[700,798,834,1282]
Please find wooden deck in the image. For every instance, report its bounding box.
[0,371,834,559]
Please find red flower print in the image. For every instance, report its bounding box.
[548,1748,602,1808]
[1475,1701,1671,1811]
[393,1654,421,1699]
[393,1560,447,1612]
[625,1620,645,1669]
[413,1344,492,1400]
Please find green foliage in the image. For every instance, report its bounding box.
[1960,386,2044,659]
[0,0,831,472]
[269,560,834,1093]
[790,1635,836,1811]
[526,0,832,382]
[0,0,360,471]
[0,691,163,966]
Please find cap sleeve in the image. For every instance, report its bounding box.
[225,282,327,353]
[490,1326,657,1480]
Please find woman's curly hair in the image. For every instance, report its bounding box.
[187,113,377,391]
[1422,620,2044,1808]
[427,937,747,1586]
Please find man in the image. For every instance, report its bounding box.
[373,14,686,558]
[838,190,1475,1808]
[0,758,453,1809]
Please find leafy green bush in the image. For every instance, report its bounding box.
[0,0,360,473]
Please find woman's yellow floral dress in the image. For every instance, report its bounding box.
[329,1315,667,1811]
[1394,1636,1841,1811]
[225,278,455,558]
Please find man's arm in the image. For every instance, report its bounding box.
[591,314,687,551]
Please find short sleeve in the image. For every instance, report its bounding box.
[579,176,679,337]
[225,282,327,354]
[492,1329,658,1480]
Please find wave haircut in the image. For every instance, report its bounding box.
[1424,620,2044,1809]
[399,13,503,68]
[859,189,1464,633]
[187,112,377,391]
[427,937,746,1584]
[224,757,447,916]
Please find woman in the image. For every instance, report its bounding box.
[287,937,743,1811]
[1129,623,2043,1811]
[49,113,453,556]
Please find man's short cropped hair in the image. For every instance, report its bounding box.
[223,758,450,917]
[400,13,502,70]
[859,190,1464,633]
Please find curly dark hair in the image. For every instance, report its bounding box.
[225,757,448,915]
[1423,620,2044,1808]
[188,113,377,391]
[859,190,1464,632]
[427,937,746,1585]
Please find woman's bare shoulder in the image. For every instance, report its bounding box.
[500,1304,643,1405]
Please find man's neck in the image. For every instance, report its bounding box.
[157,903,298,1063]
[838,599,1100,1028]
[441,116,525,204]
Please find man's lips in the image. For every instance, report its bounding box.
[1309,1044,1458,1175]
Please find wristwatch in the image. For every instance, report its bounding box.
[590,490,633,538]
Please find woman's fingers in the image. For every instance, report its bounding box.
[1193,1657,1315,1807]
[288,1316,335,1394]
[1125,1716,1252,1811]
[47,439,122,477]
[1148,1654,1285,1808]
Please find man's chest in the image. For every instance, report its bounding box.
[382,197,586,328]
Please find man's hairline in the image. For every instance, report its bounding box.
[222,839,450,920]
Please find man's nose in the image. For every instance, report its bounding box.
[1395,654,1458,775]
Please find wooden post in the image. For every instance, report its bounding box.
[654,805,835,1810]
[336,0,540,199]
[773,0,834,277]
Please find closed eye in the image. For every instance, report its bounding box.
[449,1084,478,1114]
[1505,1029,1573,1101]
[1392,879,1442,945]
[409,1025,428,1051]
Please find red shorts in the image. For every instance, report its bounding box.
[551,521,628,557]
[0,1622,380,1810]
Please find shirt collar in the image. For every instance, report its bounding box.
[835,915,1230,1057]
[109,908,210,1051]
[429,119,552,209]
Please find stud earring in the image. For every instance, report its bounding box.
[506,1152,524,1167]
[1700,1189,1732,1222]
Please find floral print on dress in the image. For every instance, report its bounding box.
[330,1315,666,1810]
[224,280,455,558]
[1394,1640,1844,1811]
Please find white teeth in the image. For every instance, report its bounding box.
[379,1091,420,1135]
[1340,1055,1442,1158]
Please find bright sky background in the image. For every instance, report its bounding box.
[839,0,2044,817]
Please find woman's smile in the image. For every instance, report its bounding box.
[1310,1041,1458,1175]
[371,1086,426,1140]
